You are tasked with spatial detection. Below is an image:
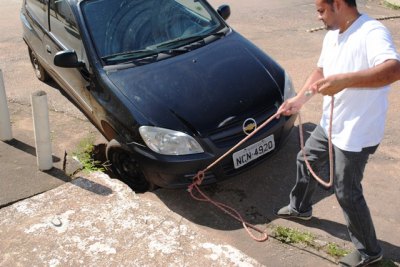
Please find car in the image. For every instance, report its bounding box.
[21,0,297,192]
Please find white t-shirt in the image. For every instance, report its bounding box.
[317,14,400,152]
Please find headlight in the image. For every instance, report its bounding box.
[284,71,296,101]
[139,126,204,155]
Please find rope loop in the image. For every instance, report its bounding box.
[187,170,205,192]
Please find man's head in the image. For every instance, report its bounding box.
[315,0,359,32]
[324,0,357,7]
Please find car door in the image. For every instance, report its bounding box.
[43,0,93,117]
[23,0,48,65]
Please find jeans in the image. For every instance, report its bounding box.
[289,125,382,257]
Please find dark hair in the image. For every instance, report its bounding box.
[325,0,357,7]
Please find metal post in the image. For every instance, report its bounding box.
[0,69,13,141]
[31,91,53,171]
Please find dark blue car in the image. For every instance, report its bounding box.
[21,0,297,192]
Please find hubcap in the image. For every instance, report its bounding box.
[31,53,42,79]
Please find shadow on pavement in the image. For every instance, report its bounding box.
[4,138,61,163]
[71,176,113,196]
[41,167,71,183]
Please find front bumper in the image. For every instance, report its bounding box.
[129,114,297,188]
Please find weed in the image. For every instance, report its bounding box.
[273,226,316,247]
[383,1,400,10]
[273,226,355,260]
[325,242,349,258]
[72,136,104,173]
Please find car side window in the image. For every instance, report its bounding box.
[26,0,47,28]
[49,0,81,54]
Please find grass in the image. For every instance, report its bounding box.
[273,226,316,247]
[72,136,104,173]
[383,0,400,10]
[273,226,399,266]
[272,226,351,259]
[325,242,348,258]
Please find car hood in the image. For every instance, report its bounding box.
[105,36,283,136]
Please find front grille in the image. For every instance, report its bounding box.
[209,106,279,148]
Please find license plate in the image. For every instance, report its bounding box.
[233,135,275,169]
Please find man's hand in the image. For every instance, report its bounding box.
[277,96,304,118]
[312,74,347,96]
[312,59,400,95]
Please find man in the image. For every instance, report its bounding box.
[275,0,400,266]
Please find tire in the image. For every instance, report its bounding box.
[106,139,155,193]
[28,47,49,82]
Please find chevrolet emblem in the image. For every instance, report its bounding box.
[243,118,257,135]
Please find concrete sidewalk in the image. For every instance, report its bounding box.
[0,172,262,266]
[0,100,102,208]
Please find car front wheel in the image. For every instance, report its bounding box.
[106,139,154,193]
[28,47,49,82]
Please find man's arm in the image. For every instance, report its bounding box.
[313,59,400,96]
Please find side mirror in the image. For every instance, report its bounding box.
[217,5,231,20]
[54,50,85,68]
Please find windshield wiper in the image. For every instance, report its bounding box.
[102,49,161,63]
[101,30,229,66]
[155,30,228,50]
[154,36,206,50]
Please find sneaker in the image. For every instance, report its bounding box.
[274,205,312,221]
[339,250,383,267]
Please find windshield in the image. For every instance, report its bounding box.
[81,0,226,65]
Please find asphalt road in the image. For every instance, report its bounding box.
[1,0,399,265]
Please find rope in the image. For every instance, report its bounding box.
[187,96,335,241]
[188,172,268,242]
[187,10,398,243]
[187,113,281,242]
[299,96,334,188]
